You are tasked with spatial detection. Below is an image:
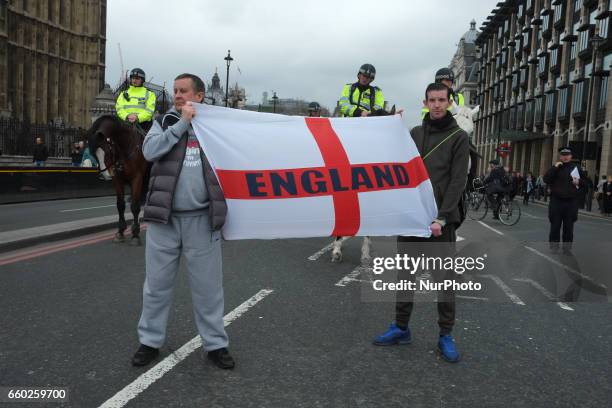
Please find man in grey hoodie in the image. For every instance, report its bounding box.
[132,73,234,370]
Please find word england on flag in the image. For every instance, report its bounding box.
[191,104,437,240]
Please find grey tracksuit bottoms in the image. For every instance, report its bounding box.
[137,212,228,351]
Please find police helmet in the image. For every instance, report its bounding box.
[558,146,573,155]
[358,64,376,80]
[435,68,455,83]
[308,101,321,112]
[130,68,146,81]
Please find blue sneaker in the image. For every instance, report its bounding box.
[438,335,460,362]
[373,323,411,346]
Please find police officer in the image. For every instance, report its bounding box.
[421,68,465,119]
[543,147,585,246]
[338,64,385,117]
[116,68,157,133]
[307,101,321,117]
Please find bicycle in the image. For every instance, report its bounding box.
[466,178,521,225]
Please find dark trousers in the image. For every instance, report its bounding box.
[395,224,457,335]
[548,196,578,243]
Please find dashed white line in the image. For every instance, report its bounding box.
[308,242,335,261]
[60,204,116,212]
[481,274,525,305]
[523,246,607,290]
[476,221,504,235]
[513,278,574,311]
[521,212,542,219]
[335,265,371,287]
[98,289,274,408]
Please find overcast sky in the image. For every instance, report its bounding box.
[105,0,494,127]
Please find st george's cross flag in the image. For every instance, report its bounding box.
[191,104,437,240]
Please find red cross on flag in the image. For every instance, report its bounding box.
[192,104,437,240]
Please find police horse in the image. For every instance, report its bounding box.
[329,105,480,263]
[87,115,149,245]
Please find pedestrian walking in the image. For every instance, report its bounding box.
[523,172,534,205]
[32,137,49,167]
[602,175,612,216]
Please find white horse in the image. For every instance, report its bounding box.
[329,105,480,264]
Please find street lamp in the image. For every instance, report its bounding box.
[224,50,233,107]
[582,34,604,168]
[272,92,278,113]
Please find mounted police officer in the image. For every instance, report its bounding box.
[307,101,321,117]
[116,68,157,134]
[338,64,385,117]
[421,68,465,119]
[543,147,585,247]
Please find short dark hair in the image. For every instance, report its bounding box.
[174,73,205,94]
[425,82,451,100]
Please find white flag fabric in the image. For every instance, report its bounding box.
[191,104,437,240]
[570,166,580,189]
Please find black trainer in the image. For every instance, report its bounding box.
[131,344,159,367]
[207,348,235,369]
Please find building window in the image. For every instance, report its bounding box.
[538,56,548,77]
[599,76,609,110]
[526,100,535,128]
[578,29,591,54]
[574,0,582,13]
[559,87,572,120]
[570,41,577,61]
[600,16,610,39]
[554,3,565,25]
[572,80,588,117]
[534,96,544,125]
[546,92,557,122]
[517,103,525,128]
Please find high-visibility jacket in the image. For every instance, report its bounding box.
[420,91,465,119]
[338,83,385,117]
[115,85,156,123]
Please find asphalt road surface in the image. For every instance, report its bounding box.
[0,202,610,407]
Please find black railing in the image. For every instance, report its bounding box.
[0,118,86,158]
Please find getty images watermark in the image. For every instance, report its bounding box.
[370,253,487,292]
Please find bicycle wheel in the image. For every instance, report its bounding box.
[467,192,488,220]
[498,199,521,226]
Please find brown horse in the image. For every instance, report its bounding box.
[87,115,148,245]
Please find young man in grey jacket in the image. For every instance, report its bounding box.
[373,82,469,363]
[132,73,234,370]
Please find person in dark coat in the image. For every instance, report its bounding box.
[543,147,586,247]
[602,175,612,216]
[32,137,49,167]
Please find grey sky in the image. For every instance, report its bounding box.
[105,0,494,126]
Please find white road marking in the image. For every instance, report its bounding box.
[456,295,489,301]
[521,212,542,219]
[60,204,116,212]
[335,265,371,287]
[513,278,574,311]
[307,243,334,261]
[98,289,274,408]
[477,221,504,235]
[457,235,465,241]
[523,246,607,290]
[481,274,525,305]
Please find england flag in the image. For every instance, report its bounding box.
[191,104,437,240]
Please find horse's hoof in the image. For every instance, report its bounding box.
[129,236,142,246]
[331,252,343,263]
[113,233,125,243]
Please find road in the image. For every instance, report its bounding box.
[0,200,610,407]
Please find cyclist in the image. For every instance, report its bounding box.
[484,159,508,219]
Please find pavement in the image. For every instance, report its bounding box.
[0,198,610,407]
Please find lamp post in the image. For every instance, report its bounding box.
[272,92,278,113]
[224,50,233,107]
[582,34,604,167]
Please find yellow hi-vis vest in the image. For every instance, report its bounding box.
[115,85,156,123]
[420,92,465,119]
[338,83,385,117]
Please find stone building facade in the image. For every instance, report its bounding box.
[474,0,612,180]
[0,0,107,128]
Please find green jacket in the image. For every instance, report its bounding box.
[115,85,156,123]
[410,113,469,225]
